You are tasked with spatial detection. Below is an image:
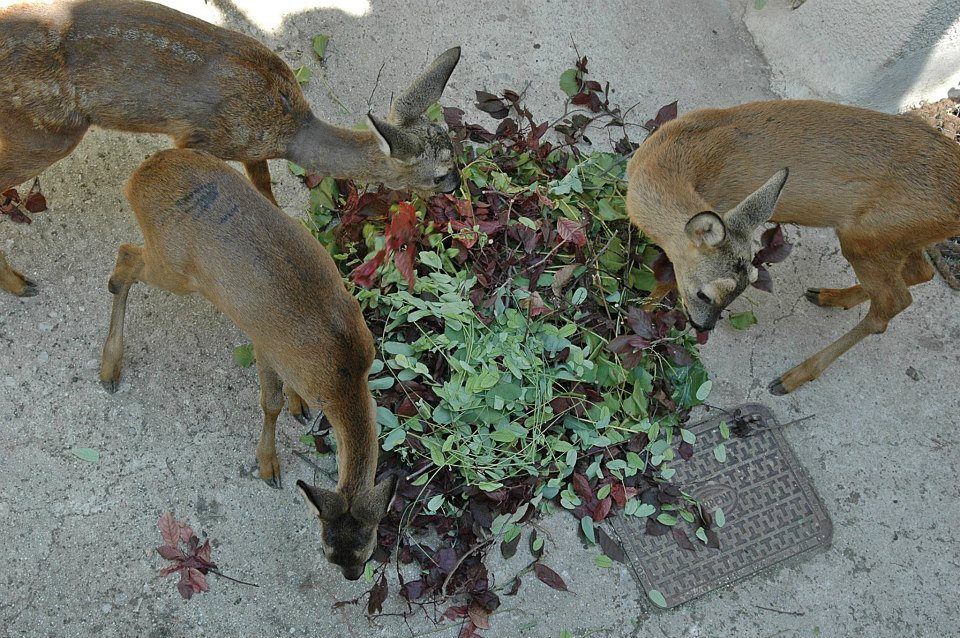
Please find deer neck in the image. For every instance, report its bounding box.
[327,394,379,497]
[286,114,392,183]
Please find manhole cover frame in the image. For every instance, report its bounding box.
[611,403,833,609]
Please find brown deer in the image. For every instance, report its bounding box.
[626,99,960,394]
[100,148,393,579]
[0,0,461,295]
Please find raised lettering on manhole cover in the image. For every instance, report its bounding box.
[611,403,832,608]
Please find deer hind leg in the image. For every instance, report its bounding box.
[100,244,145,393]
[771,246,913,394]
[255,356,285,489]
[285,388,313,425]
[807,248,935,309]
[0,114,87,296]
[243,161,279,207]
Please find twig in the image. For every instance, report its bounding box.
[211,569,259,588]
[754,604,805,617]
[440,538,494,596]
[367,59,387,108]
[292,450,338,482]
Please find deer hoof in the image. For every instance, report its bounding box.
[804,288,822,305]
[768,377,789,396]
[100,376,120,394]
[291,404,313,426]
[263,474,282,490]
[19,279,39,297]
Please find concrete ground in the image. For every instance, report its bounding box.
[1,1,959,637]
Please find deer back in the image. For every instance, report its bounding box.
[125,148,374,398]
[1,0,311,160]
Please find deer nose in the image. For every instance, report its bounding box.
[341,566,364,581]
[440,172,460,193]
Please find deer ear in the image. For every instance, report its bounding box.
[725,168,789,237]
[350,476,398,524]
[296,480,346,522]
[366,112,419,160]
[685,211,726,247]
[390,46,461,124]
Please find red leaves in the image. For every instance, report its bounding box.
[350,251,386,288]
[533,563,569,592]
[610,483,638,508]
[156,512,217,600]
[519,291,550,318]
[349,202,422,289]
[1,180,48,225]
[556,217,587,247]
[592,497,612,523]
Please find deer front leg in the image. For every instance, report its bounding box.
[244,161,279,207]
[255,356,285,489]
[100,244,145,393]
[771,252,913,394]
[0,252,37,298]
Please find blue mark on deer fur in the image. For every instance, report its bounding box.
[175,183,239,225]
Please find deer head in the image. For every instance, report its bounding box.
[296,477,397,580]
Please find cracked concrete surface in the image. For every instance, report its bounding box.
[1,1,959,637]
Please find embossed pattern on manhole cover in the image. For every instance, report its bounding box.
[611,403,832,608]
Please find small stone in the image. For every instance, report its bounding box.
[100,603,112,614]
[905,366,921,381]
[37,351,49,364]
[4,376,15,388]
[38,322,54,332]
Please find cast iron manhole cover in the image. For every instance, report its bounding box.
[611,403,832,608]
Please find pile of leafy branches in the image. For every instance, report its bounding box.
[294,56,789,632]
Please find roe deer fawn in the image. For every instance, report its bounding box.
[626,99,960,394]
[100,148,394,579]
[0,0,461,296]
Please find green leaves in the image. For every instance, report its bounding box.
[695,379,713,402]
[648,589,668,608]
[294,66,312,84]
[559,68,581,96]
[713,442,727,463]
[580,516,596,544]
[312,34,329,61]
[382,428,406,451]
[728,310,758,330]
[232,344,255,368]
[69,447,99,463]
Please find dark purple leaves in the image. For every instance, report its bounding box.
[751,224,793,292]
[475,91,510,120]
[671,528,696,552]
[533,563,569,592]
[367,573,388,615]
[644,100,679,133]
[500,532,521,560]
[596,527,627,563]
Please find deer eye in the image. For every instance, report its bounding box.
[696,290,711,304]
